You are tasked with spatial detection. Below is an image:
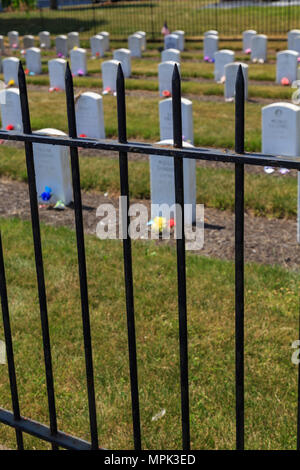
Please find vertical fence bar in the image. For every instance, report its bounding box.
[65,63,99,450]
[18,62,58,451]
[116,64,141,450]
[235,65,245,451]
[0,232,24,450]
[297,311,300,450]
[172,64,190,451]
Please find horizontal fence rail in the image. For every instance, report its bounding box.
[0,62,299,450]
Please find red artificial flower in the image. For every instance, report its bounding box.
[79,133,87,138]
[169,218,175,228]
[25,69,29,75]
[281,77,290,86]
[162,90,171,97]
[6,124,14,131]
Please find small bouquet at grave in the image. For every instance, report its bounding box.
[95,52,100,58]
[6,124,14,131]
[77,69,84,76]
[40,186,52,202]
[24,68,29,75]
[6,79,15,88]
[57,52,64,58]
[147,217,176,235]
[49,87,61,93]
[102,86,111,95]
[54,200,65,210]
[245,48,251,54]
[162,90,171,97]
[204,56,214,63]
[12,43,17,49]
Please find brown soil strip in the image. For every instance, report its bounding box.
[0,178,299,271]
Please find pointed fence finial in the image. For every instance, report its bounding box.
[235,65,245,154]
[172,63,182,148]
[117,63,127,143]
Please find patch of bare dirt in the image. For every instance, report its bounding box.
[0,178,299,271]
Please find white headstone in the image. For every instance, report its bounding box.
[224,62,248,100]
[113,48,131,78]
[172,30,185,51]
[149,139,196,224]
[8,31,19,48]
[204,35,218,60]
[243,30,257,52]
[128,33,143,57]
[292,35,300,54]
[288,29,300,50]
[164,34,180,51]
[90,34,105,57]
[2,57,20,86]
[276,50,299,84]
[98,31,109,51]
[23,35,35,49]
[161,48,180,63]
[25,47,42,74]
[214,49,235,82]
[251,34,267,62]
[67,31,80,50]
[48,58,67,90]
[39,31,51,49]
[159,97,194,144]
[75,91,105,139]
[33,128,73,205]
[158,61,181,97]
[204,30,218,37]
[0,88,23,132]
[136,31,146,51]
[262,102,300,242]
[101,59,120,92]
[70,48,87,76]
[56,35,68,58]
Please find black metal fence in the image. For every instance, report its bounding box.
[0,62,299,450]
[1,1,300,39]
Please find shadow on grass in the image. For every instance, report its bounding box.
[0,16,107,36]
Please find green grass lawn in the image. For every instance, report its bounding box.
[0,145,297,219]
[0,86,292,151]
[0,1,300,38]
[0,217,299,450]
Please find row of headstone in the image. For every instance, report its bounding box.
[0,86,105,139]
[262,102,300,243]
[5,30,51,49]
[242,30,267,62]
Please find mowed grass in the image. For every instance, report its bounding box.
[0,144,297,218]
[0,87,289,150]
[0,217,299,450]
